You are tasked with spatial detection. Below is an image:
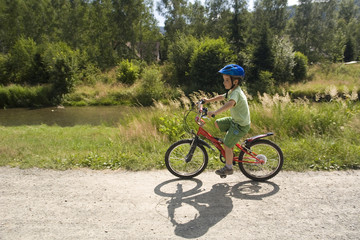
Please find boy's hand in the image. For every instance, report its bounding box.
[207,111,216,118]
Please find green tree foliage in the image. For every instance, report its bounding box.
[250,24,274,78]
[137,66,165,105]
[205,0,232,38]
[253,0,288,35]
[189,37,236,93]
[116,60,140,85]
[344,37,356,62]
[167,34,200,86]
[157,0,188,41]
[228,0,249,55]
[293,51,308,82]
[272,36,296,84]
[290,0,314,59]
[0,0,360,105]
[187,0,207,37]
[0,0,160,69]
[50,59,75,105]
[3,38,37,84]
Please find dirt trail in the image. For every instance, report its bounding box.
[0,167,359,240]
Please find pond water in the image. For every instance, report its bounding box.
[0,106,142,127]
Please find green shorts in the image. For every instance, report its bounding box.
[216,117,250,148]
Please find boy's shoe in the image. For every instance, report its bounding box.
[215,166,233,175]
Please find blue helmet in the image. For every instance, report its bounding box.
[218,64,245,77]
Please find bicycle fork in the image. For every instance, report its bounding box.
[185,135,213,163]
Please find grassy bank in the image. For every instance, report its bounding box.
[288,63,360,100]
[1,92,359,171]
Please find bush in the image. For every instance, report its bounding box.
[137,66,165,106]
[293,51,308,82]
[168,34,200,86]
[3,37,38,84]
[189,37,236,93]
[49,59,76,105]
[116,59,139,85]
[153,114,185,141]
[259,71,276,94]
[0,84,52,108]
[272,36,295,83]
[0,54,8,85]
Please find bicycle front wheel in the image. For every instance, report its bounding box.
[165,139,208,179]
[238,139,283,181]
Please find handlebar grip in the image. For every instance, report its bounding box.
[202,107,208,116]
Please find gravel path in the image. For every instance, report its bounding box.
[0,167,359,240]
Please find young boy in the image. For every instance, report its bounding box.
[204,64,251,176]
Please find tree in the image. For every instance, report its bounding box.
[344,37,356,62]
[205,0,232,38]
[157,0,188,41]
[272,36,295,83]
[187,0,207,38]
[228,0,249,55]
[157,0,188,60]
[0,0,27,52]
[253,0,288,35]
[310,0,338,62]
[252,24,274,75]
[248,24,274,94]
[339,0,357,24]
[290,0,313,58]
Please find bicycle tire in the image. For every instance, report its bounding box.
[165,139,208,179]
[238,139,283,181]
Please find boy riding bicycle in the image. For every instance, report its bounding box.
[203,64,251,176]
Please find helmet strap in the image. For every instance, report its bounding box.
[230,76,237,90]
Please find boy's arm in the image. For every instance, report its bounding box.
[203,94,225,103]
[208,100,235,117]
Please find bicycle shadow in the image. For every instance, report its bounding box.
[154,178,279,239]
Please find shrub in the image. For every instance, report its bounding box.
[153,114,186,141]
[116,59,139,85]
[168,34,200,86]
[4,37,37,84]
[272,36,295,83]
[49,59,76,105]
[0,84,52,108]
[293,51,308,82]
[0,54,7,85]
[137,66,165,106]
[189,37,236,93]
[258,71,276,94]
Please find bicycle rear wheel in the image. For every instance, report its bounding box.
[165,139,208,179]
[238,139,283,181]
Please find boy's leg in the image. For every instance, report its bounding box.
[224,145,233,167]
[216,122,250,176]
[215,145,234,175]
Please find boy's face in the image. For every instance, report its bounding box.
[223,74,234,90]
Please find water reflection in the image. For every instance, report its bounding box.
[0,106,141,127]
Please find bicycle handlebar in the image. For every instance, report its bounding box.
[196,100,215,118]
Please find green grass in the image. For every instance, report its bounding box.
[0,124,168,170]
[1,92,360,171]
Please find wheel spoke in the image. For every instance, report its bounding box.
[239,140,283,181]
[165,140,208,178]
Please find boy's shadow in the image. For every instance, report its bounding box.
[154,179,279,239]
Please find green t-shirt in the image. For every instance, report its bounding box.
[225,86,251,126]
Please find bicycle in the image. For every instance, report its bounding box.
[164,100,284,181]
